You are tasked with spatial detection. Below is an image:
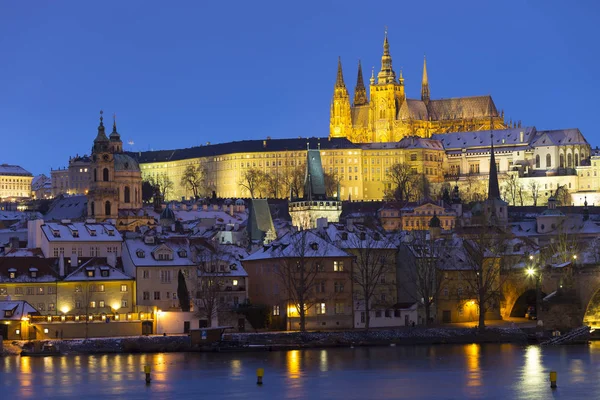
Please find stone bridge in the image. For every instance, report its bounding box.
[501,264,600,330]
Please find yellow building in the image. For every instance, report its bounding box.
[0,164,33,200]
[330,32,505,143]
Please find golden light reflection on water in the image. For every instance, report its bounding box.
[570,359,585,383]
[319,349,328,372]
[230,359,242,376]
[465,343,482,387]
[287,350,301,379]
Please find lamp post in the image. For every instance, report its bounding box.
[527,254,542,318]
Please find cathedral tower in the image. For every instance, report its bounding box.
[329,57,352,138]
[421,56,430,103]
[369,30,405,142]
[353,60,368,106]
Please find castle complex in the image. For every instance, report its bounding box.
[50,32,595,206]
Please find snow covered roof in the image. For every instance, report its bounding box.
[0,256,58,283]
[244,230,351,261]
[124,237,197,267]
[432,127,536,150]
[41,222,123,242]
[0,164,32,176]
[0,300,37,320]
[44,195,88,221]
[320,223,398,250]
[63,259,133,282]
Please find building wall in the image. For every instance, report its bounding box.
[0,173,33,199]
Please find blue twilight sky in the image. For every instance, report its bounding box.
[1,1,599,175]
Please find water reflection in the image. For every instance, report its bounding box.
[465,343,482,388]
[3,344,600,399]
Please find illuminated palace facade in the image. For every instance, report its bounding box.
[64,33,589,204]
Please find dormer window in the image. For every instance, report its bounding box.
[29,268,38,278]
[86,268,95,278]
[136,249,145,258]
[52,229,60,238]
[100,267,110,277]
[310,242,319,251]
[8,268,16,279]
[178,250,187,258]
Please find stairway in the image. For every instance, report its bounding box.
[541,326,590,345]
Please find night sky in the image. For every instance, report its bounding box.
[1,0,599,175]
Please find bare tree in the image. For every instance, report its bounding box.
[528,181,540,206]
[239,168,267,198]
[148,174,174,200]
[273,230,333,331]
[503,174,518,205]
[399,231,449,326]
[180,165,205,199]
[517,183,525,206]
[264,170,284,198]
[458,230,514,332]
[554,185,571,206]
[462,175,487,203]
[194,242,228,327]
[324,170,341,199]
[385,163,416,201]
[285,165,305,199]
[347,227,397,330]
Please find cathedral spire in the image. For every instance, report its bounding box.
[335,56,346,88]
[421,55,430,102]
[110,113,121,140]
[488,133,501,200]
[94,110,108,142]
[353,60,367,106]
[377,28,396,84]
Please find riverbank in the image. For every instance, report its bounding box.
[2,326,528,356]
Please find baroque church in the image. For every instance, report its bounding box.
[87,111,150,230]
[330,31,506,143]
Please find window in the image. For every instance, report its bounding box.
[89,284,96,292]
[160,270,172,283]
[232,279,238,286]
[333,261,344,272]
[0,287,6,295]
[546,154,551,168]
[273,305,280,316]
[375,310,382,318]
[98,284,105,292]
[9,271,16,279]
[334,282,344,293]
[154,291,161,300]
[457,287,463,297]
[89,301,96,308]
[142,270,150,279]
[316,281,326,293]
[315,263,324,272]
[443,287,449,298]
[334,302,345,314]
[458,306,463,316]
[87,270,95,278]
[121,300,128,308]
[121,284,128,292]
[75,301,82,309]
[143,291,150,300]
[38,303,45,311]
[535,154,540,168]
[31,271,37,278]
[27,287,34,295]
[37,287,44,295]
[101,270,109,277]
[99,300,105,308]
[469,163,480,174]
[316,303,326,315]
[48,303,55,311]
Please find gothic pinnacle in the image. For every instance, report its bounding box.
[335,56,346,88]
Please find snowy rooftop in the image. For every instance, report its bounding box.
[0,164,32,177]
[41,222,123,242]
[63,259,133,282]
[0,301,37,320]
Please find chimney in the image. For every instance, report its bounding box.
[70,253,78,268]
[229,206,234,216]
[59,254,65,277]
[107,252,117,268]
[519,131,524,143]
[9,237,19,249]
[316,217,328,229]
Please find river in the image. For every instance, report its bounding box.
[2,343,600,399]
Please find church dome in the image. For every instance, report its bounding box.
[429,213,441,228]
[160,204,176,221]
[114,154,140,172]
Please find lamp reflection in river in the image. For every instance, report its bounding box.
[519,345,544,392]
[319,349,328,372]
[287,350,301,379]
[230,359,242,377]
[465,343,482,388]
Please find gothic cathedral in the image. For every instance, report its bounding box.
[330,31,506,143]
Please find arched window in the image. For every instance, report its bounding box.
[103,168,109,182]
[567,153,573,168]
[575,153,579,167]
[124,186,131,203]
[90,201,95,216]
[535,155,540,169]
[546,154,551,168]
[105,201,111,216]
[93,169,97,182]
[560,154,565,168]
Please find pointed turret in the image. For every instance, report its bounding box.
[110,113,120,140]
[421,55,430,103]
[93,110,109,153]
[353,60,368,106]
[377,29,396,84]
[335,56,346,88]
[488,132,501,200]
[330,57,352,138]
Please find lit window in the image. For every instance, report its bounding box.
[273,305,280,316]
[316,303,326,315]
[121,284,128,292]
[89,301,96,308]
[121,300,128,308]
[99,300,105,308]
[333,261,344,272]
[232,280,238,286]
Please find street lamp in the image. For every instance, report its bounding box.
[526,267,535,277]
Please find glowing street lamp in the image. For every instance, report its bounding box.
[526,267,535,277]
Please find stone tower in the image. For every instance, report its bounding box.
[369,30,405,143]
[289,146,342,230]
[88,111,143,222]
[329,57,352,139]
